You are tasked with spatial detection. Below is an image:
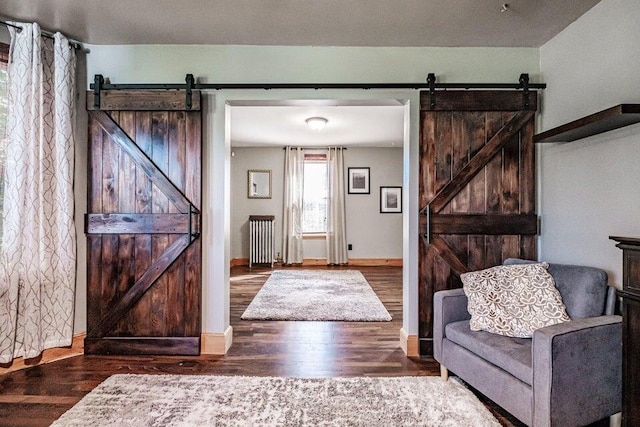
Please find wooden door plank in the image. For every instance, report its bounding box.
[89,110,191,213]
[84,337,200,356]
[87,115,104,332]
[502,112,520,213]
[520,117,536,215]
[420,90,537,111]
[86,213,190,234]
[449,112,476,264]
[433,113,453,199]
[185,112,202,209]
[133,111,153,337]
[418,240,436,355]
[86,236,103,333]
[116,112,137,335]
[419,112,436,210]
[166,111,187,336]
[429,214,538,235]
[466,113,488,275]
[429,111,534,213]
[87,90,201,111]
[101,112,120,335]
[151,111,170,336]
[485,112,504,214]
[431,236,472,277]
[184,111,202,337]
[468,235,486,271]
[484,112,505,268]
[86,235,191,338]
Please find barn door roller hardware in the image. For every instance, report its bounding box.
[91,73,545,110]
[426,72,535,109]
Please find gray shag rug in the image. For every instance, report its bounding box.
[240,270,392,321]
[51,374,500,427]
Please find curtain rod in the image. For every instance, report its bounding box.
[0,20,83,50]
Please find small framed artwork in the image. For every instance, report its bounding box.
[348,167,370,194]
[380,186,402,213]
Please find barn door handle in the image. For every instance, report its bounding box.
[188,206,201,241]
[422,205,431,243]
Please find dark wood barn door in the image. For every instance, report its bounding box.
[419,91,538,355]
[85,91,202,355]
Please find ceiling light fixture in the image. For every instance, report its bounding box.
[306,117,328,131]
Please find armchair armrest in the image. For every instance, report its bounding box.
[532,315,622,427]
[433,288,470,363]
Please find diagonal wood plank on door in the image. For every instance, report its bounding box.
[89,110,192,213]
[86,234,191,338]
[428,110,534,214]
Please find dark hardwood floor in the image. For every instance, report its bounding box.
[0,265,526,426]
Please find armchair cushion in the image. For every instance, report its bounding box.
[461,263,570,338]
[504,258,610,318]
[445,320,533,384]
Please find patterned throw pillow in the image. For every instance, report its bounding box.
[461,263,571,338]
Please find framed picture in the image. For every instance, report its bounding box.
[348,167,370,194]
[380,186,402,213]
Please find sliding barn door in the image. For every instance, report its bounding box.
[418,91,538,355]
[85,91,202,355]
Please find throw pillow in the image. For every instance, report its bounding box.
[461,263,571,338]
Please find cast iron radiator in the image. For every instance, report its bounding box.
[249,215,275,268]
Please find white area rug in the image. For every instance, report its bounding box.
[51,374,500,427]
[240,270,392,321]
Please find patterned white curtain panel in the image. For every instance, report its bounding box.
[281,147,304,264]
[0,23,76,363]
[326,147,348,265]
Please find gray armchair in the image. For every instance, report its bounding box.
[433,259,621,427]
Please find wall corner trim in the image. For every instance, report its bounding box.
[399,327,419,357]
[201,326,233,355]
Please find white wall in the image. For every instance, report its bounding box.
[539,0,640,287]
[0,26,9,44]
[230,147,284,260]
[345,147,403,259]
[82,44,539,338]
[230,146,403,261]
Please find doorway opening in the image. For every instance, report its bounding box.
[226,99,411,365]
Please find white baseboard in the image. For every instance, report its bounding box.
[201,326,233,355]
[399,327,419,357]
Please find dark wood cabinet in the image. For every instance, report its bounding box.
[611,236,640,427]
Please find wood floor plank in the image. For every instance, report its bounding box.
[0,265,573,427]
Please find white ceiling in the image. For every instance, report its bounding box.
[230,103,405,148]
[0,0,600,47]
[0,1,601,148]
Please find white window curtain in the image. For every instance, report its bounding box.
[326,147,348,265]
[0,23,76,363]
[281,147,304,264]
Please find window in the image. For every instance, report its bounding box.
[302,157,328,234]
[0,43,8,243]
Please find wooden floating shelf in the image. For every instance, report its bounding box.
[534,104,640,143]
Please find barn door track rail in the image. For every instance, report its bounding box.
[90,73,546,110]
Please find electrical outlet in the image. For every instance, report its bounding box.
[348,244,353,251]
